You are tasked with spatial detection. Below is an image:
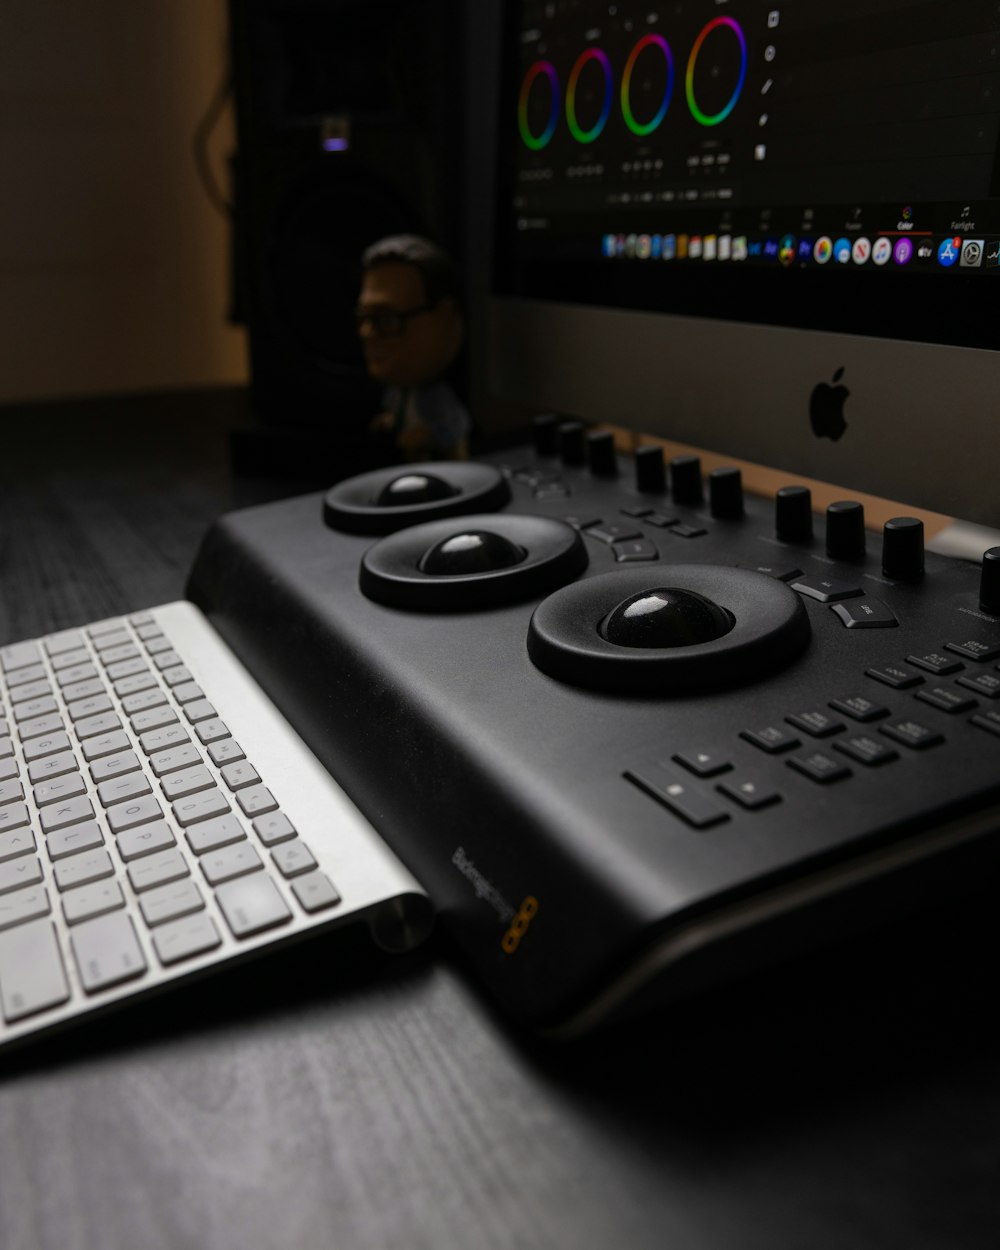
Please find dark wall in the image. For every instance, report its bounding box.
[230,0,468,437]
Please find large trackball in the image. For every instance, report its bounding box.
[527,566,811,693]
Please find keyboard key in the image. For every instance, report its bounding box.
[89,749,141,782]
[270,838,318,878]
[235,785,277,817]
[866,665,923,690]
[0,885,51,932]
[113,671,158,697]
[116,820,176,862]
[220,760,261,791]
[216,873,292,937]
[28,750,79,783]
[0,779,23,807]
[120,688,167,716]
[828,696,890,723]
[171,788,230,828]
[291,872,341,914]
[201,843,262,885]
[252,812,296,846]
[148,744,203,777]
[786,711,845,738]
[55,663,99,688]
[13,696,58,723]
[63,880,126,926]
[194,718,230,745]
[786,752,851,784]
[184,699,218,724]
[44,630,85,656]
[81,730,131,762]
[66,694,113,722]
[834,736,899,767]
[740,726,800,754]
[152,913,221,965]
[625,768,729,829]
[70,912,147,992]
[160,764,214,801]
[99,643,140,666]
[96,771,153,809]
[914,687,977,714]
[0,920,70,1023]
[92,630,131,653]
[46,821,104,862]
[60,677,107,703]
[207,738,245,767]
[53,848,114,891]
[139,879,205,928]
[153,650,183,671]
[0,803,31,834]
[185,814,246,855]
[0,641,42,673]
[127,848,189,893]
[106,794,162,834]
[75,711,123,740]
[0,856,43,896]
[139,724,191,754]
[0,828,37,863]
[170,682,205,705]
[40,795,95,834]
[104,658,149,682]
[129,706,178,734]
[33,772,87,808]
[7,664,47,688]
[18,714,65,743]
[879,720,944,750]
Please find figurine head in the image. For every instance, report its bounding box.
[356,235,465,389]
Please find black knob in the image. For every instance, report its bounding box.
[775,485,813,543]
[709,467,744,519]
[533,414,559,457]
[558,421,585,465]
[826,500,866,561]
[979,546,1000,614]
[670,455,703,505]
[634,445,666,494]
[586,430,618,477]
[881,516,924,581]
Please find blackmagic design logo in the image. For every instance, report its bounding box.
[809,366,849,441]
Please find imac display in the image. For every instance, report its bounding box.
[486,0,1000,532]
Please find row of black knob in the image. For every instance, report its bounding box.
[533,414,1000,609]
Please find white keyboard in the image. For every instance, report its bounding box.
[0,602,431,1051]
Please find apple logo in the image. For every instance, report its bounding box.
[809,366,849,440]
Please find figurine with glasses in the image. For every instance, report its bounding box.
[356,235,470,461]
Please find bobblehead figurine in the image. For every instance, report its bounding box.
[356,235,471,461]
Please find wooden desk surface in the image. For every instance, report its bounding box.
[1,393,997,1250]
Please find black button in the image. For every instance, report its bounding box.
[970,711,1000,737]
[914,687,978,714]
[717,778,782,810]
[587,523,642,545]
[786,752,852,783]
[791,575,863,603]
[670,524,707,539]
[740,726,801,754]
[644,512,679,528]
[866,665,924,689]
[829,695,890,722]
[834,735,899,767]
[562,515,602,531]
[786,711,845,738]
[907,653,964,675]
[620,505,653,518]
[625,768,730,829]
[831,598,898,628]
[879,720,944,749]
[944,639,1000,662]
[673,750,732,778]
[614,539,659,563]
[957,672,1000,699]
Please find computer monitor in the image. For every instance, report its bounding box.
[476,0,1000,548]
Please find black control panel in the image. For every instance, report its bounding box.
[188,431,1000,1035]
